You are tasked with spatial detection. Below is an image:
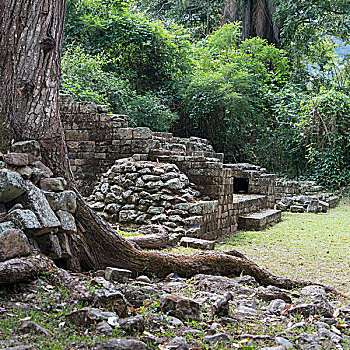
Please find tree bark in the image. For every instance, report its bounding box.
[127,225,170,250]
[221,0,281,47]
[0,254,53,285]
[0,0,341,295]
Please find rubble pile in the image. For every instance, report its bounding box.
[0,141,76,263]
[276,194,341,213]
[87,157,205,233]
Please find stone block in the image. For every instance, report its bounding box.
[3,152,29,167]
[133,127,152,139]
[57,231,72,257]
[0,229,32,261]
[0,221,15,233]
[45,191,77,213]
[183,216,202,227]
[56,210,77,234]
[35,233,62,259]
[39,177,66,192]
[290,205,305,213]
[11,140,41,162]
[159,294,201,321]
[180,237,215,250]
[115,128,133,140]
[0,169,27,203]
[105,267,132,283]
[7,209,41,233]
[31,161,53,178]
[17,166,33,179]
[19,181,60,231]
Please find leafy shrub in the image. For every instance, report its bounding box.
[299,89,350,188]
[61,45,130,108]
[65,0,191,93]
[61,45,178,131]
[177,24,290,162]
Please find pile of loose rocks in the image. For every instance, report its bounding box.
[0,140,76,262]
[87,157,204,233]
[276,194,341,214]
[1,265,350,349]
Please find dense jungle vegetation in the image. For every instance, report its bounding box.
[61,0,350,189]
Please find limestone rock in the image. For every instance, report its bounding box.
[7,209,41,233]
[0,169,27,203]
[57,231,72,257]
[95,321,114,335]
[119,315,145,334]
[31,161,53,178]
[290,205,305,213]
[0,221,15,233]
[268,299,287,314]
[12,141,41,162]
[35,234,62,259]
[0,229,32,261]
[119,210,138,222]
[275,337,294,349]
[39,178,66,192]
[45,191,77,213]
[66,307,117,326]
[180,237,215,250]
[16,166,33,179]
[56,210,77,233]
[159,294,201,321]
[203,333,230,344]
[93,289,129,317]
[165,178,184,191]
[19,181,60,232]
[19,321,51,337]
[105,267,132,283]
[168,337,189,350]
[3,153,29,167]
[257,286,292,303]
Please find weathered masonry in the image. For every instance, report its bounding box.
[60,95,338,239]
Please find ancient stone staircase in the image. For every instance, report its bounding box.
[239,208,282,230]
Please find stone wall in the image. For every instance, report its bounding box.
[60,95,218,196]
[60,96,281,238]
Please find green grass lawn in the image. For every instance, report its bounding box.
[168,198,350,294]
[217,198,350,294]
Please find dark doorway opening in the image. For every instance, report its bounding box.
[234,178,249,194]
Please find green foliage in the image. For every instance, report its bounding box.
[298,89,350,187]
[65,0,191,93]
[275,0,350,65]
[127,92,178,131]
[61,45,178,131]
[61,45,130,107]
[61,0,350,189]
[179,24,290,161]
[135,0,223,36]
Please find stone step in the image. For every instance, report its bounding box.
[232,194,268,216]
[238,209,282,231]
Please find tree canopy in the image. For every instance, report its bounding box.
[60,0,350,188]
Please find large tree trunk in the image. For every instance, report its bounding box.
[222,0,281,47]
[0,0,340,294]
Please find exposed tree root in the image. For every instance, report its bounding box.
[127,225,169,250]
[70,188,348,297]
[0,254,52,285]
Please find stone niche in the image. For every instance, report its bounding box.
[233,177,249,194]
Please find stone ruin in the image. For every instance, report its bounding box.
[0,141,76,265]
[60,95,283,239]
[275,179,340,214]
[0,97,341,267]
[58,95,341,240]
